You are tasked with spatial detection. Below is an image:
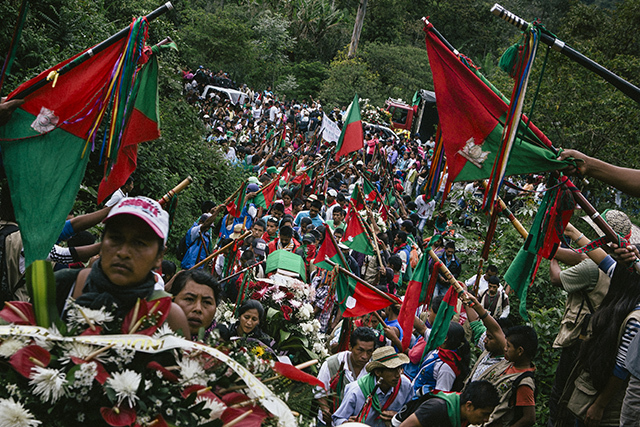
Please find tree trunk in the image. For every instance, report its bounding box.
[348,0,367,58]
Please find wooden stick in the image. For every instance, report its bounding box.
[158,176,193,206]
[480,180,528,239]
[427,249,464,293]
[190,230,251,270]
[323,258,398,304]
[218,260,266,283]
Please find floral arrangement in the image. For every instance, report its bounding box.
[360,99,392,126]
[0,298,295,427]
[217,273,329,368]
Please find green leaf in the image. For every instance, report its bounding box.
[279,329,291,341]
[26,260,62,328]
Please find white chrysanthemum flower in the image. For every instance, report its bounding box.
[223,311,236,323]
[300,322,314,334]
[67,305,114,328]
[298,303,313,320]
[0,397,42,427]
[29,367,67,403]
[106,370,141,407]
[289,299,302,309]
[195,396,226,423]
[0,338,29,358]
[109,347,136,369]
[311,319,321,332]
[178,358,208,386]
[71,362,98,389]
[152,323,175,339]
[33,324,63,351]
[271,290,286,302]
[60,342,101,364]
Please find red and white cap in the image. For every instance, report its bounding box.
[105,196,169,245]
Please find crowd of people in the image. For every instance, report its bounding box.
[0,67,639,427]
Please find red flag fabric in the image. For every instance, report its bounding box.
[313,228,345,271]
[341,206,375,256]
[335,94,363,160]
[337,272,401,318]
[398,255,430,351]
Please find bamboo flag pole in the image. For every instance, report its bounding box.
[158,176,193,206]
[427,249,465,293]
[190,230,251,270]
[10,2,174,101]
[323,258,398,305]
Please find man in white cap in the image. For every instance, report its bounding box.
[55,196,189,336]
[324,188,339,220]
[333,346,413,426]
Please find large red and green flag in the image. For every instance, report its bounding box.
[252,178,279,209]
[334,94,363,161]
[424,285,459,354]
[0,19,149,266]
[226,181,248,218]
[336,272,401,317]
[397,254,440,350]
[313,228,347,271]
[96,42,176,203]
[423,22,568,184]
[341,206,375,256]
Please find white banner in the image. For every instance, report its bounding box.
[320,113,341,143]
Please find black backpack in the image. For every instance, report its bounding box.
[176,234,189,262]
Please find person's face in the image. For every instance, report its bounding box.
[293,204,302,214]
[488,282,499,296]
[504,338,522,362]
[334,230,344,240]
[394,235,402,246]
[428,306,437,325]
[252,224,264,239]
[124,181,134,193]
[100,216,163,287]
[483,330,502,355]
[272,209,283,220]
[266,222,277,236]
[445,247,455,257]
[333,211,344,223]
[485,269,498,280]
[239,308,260,335]
[309,205,320,218]
[326,195,335,204]
[283,195,292,206]
[464,403,494,425]
[349,340,375,369]
[376,366,402,390]
[174,280,217,336]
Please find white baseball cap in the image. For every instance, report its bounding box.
[105,196,169,245]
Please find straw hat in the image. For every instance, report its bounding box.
[365,346,409,373]
[230,224,244,239]
[581,209,639,243]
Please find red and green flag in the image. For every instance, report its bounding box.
[341,207,375,256]
[334,94,363,161]
[424,286,459,354]
[0,19,149,266]
[336,272,401,318]
[313,228,346,271]
[226,181,248,218]
[423,23,569,184]
[397,255,440,350]
[252,178,279,209]
[350,184,366,211]
[97,42,174,203]
[362,177,378,202]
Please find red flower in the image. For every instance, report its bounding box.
[281,305,293,320]
[121,297,172,335]
[0,301,36,325]
[100,404,136,427]
[10,345,50,378]
[147,361,179,383]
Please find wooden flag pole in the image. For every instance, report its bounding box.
[158,176,193,206]
[427,249,465,293]
[327,226,351,269]
[190,230,252,270]
[323,258,398,305]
